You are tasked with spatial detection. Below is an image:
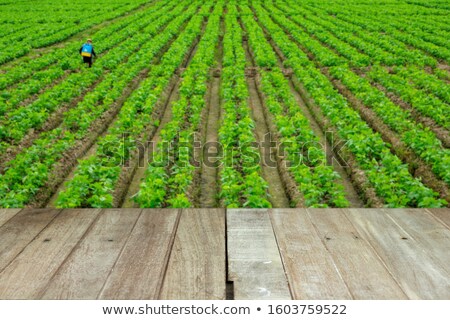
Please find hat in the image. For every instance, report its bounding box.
[87,38,92,43]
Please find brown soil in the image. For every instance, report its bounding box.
[290,77,384,207]
[199,22,224,208]
[119,77,180,208]
[248,75,291,208]
[241,30,292,208]
[251,7,365,207]
[34,13,200,207]
[120,25,204,208]
[198,75,221,207]
[367,78,450,148]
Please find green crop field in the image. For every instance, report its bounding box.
[0,0,449,208]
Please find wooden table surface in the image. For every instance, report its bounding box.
[0,208,448,300]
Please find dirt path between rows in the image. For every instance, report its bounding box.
[241,36,291,208]
[249,5,364,207]
[198,72,222,207]
[120,23,204,208]
[120,79,180,208]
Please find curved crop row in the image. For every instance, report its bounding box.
[366,66,450,130]
[392,66,450,105]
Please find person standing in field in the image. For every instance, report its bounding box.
[79,39,96,68]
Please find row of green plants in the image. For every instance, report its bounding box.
[387,17,450,48]
[0,0,176,117]
[215,3,271,208]
[392,65,450,105]
[0,25,32,39]
[136,1,222,208]
[54,2,207,208]
[254,1,446,207]
[0,1,184,154]
[330,66,450,186]
[307,0,450,49]
[241,4,349,207]
[0,2,199,208]
[366,66,450,130]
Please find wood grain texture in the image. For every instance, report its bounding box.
[345,209,450,299]
[386,209,450,277]
[159,209,226,300]
[0,209,22,227]
[270,209,352,299]
[307,209,407,299]
[0,209,101,299]
[99,209,180,299]
[427,209,450,229]
[40,209,141,299]
[0,208,60,272]
[227,209,291,299]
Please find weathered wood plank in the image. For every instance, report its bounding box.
[40,209,141,299]
[387,209,450,277]
[0,209,22,227]
[307,209,407,299]
[345,209,450,299]
[0,209,101,299]
[0,208,60,272]
[270,209,352,299]
[227,209,291,300]
[159,209,226,300]
[99,209,180,299]
[427,209,450,229]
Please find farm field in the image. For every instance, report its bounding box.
[0,0,449,209]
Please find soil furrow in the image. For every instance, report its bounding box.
[361,74,450,148]
[120,23,205,208]
[240,24,291,208]
[198,19,224,208]
[326,73,450,205]
[36,10,201,207]
[118,77,180,208]
[34,67,149,208]
[0,9,185,170]
[250,6,364,207]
